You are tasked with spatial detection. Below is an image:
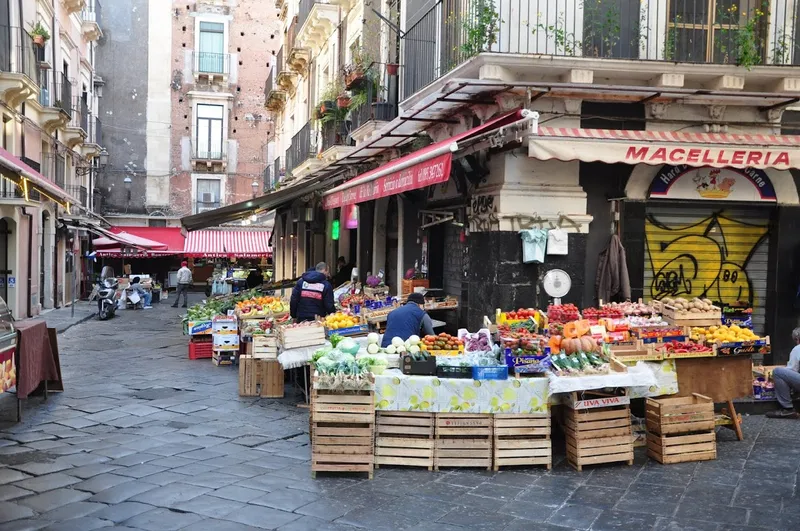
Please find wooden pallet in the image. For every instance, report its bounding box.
[645,394,715,435]
[646,431,717,464]
[311,389,375,479]
[493,413,552,470]
[563,405,634,471]
[375,411,435,470]
[434,414,493,471]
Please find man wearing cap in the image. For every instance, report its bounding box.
[172,261,193,308]
[381,292,435,348]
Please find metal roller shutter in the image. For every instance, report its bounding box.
[643,205,772,335]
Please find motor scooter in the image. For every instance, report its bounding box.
[97,266,119,320]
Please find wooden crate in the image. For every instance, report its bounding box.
[434,414,493,471]
[375,411,435,470]
[238,358,284,398]
[277,322,326,350]
[493,413,552,471]
[246,335,278,359]
[401,279,429,296]
[647,431,716,464]
[645,394,715,435]
[662,304,722,321]
[311,389,375,479]
[563,405,634,471]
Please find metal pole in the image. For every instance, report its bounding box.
[71,228,77,318]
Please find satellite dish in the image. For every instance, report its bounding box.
[542,269,571,305]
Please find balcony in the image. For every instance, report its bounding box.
[193,199,223,214]
[350,81,397,145]
[275,47,298,93]
[66,185,88,208]
[81,0,102,41]
[38,73,71,133]
[40,153,67,190]
[190,140,227,172]
[319,119,354,163]
[402,0,800,100]
[264,67,286,111]
[286,121,320,179]
[296,0,339,52]
[64,96,88,148]
[81,115,103,158]
[192,52,230,83]
[286,17,310,75]
[0,26,39,107]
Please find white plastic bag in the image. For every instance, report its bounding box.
[547,228,569,255]
[520,229,547,264]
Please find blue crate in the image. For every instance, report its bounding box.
[472,365,509,380]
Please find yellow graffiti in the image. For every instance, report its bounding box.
[646,213,768,305]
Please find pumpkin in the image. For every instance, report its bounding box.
[580,336,594,353]
[562,338,578,355]
[548,335,562,354]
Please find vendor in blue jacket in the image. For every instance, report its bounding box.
[290,262,336,322]
[381,292,435,348]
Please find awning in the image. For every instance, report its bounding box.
[93,232,167,250]
[181,171,342,231]
[184,229,272,258]
[530,127,800,170]
[109,227,185,255]
[322,109,534,209]
[0,147,78,207]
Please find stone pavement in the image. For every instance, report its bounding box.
[27,302,97,333]
[0,299,798,530]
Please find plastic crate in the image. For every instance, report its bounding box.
[472,365,509,380]
[189,340,213,360]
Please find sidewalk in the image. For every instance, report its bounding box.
[26,301,96,333]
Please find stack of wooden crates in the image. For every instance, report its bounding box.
[646,394,716,464]
[212,316,238,366]
[375,412,435,470]
[311,385,375,479]
[239,334,283,398]
[562,392,635,471]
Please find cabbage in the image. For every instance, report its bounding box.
[316,358,337,374]
[339,338,360,355]
[312,346,332,363]
[366,275,381,287]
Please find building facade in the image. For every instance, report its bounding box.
[259,0,800,363]
[0,0,104,318]
[97,0,279,228]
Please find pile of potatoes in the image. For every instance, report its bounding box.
[662,297,718,314]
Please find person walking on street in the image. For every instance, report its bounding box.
[767,327,800,419]
[290,262,335,322]
[172,261,193,308]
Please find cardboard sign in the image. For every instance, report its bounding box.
[569,395,630,410]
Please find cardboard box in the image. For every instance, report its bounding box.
[187,321,213,335]
[213,335,240,351]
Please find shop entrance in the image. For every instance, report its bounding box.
[385,197,398,295]
[0,218,8,305]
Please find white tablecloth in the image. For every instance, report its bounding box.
[277,336,371,369]
[547,361,658,394]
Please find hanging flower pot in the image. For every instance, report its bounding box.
[336,95,351,109]
[320,101,335,115]
[345,69,366,90]
[33,34,45,46]
[386,63,399,76]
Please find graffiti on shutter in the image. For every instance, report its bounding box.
[644,207,770,334]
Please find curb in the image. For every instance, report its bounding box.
[55,312,97,334]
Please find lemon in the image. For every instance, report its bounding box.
[461,402,470,410]
[500,403,512,412]
[473,381,482,387]
[490,397,500,408]
[422,386,434,400]
[463,387,478,400]
[512,380,521,388]
[381,385,396,398]
[410,395,419,405]
[449,396,460,407]
[432,378,441,387]
[420,401,430,409]
[502,388,517,402]
[377,399,390,408]
[392,377,400,385]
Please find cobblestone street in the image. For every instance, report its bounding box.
[0,300,798,530]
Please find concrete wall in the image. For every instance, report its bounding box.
[97,0,151,215]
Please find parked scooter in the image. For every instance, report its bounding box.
[97,266,119,320]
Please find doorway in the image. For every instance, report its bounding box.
[385,197,398,295]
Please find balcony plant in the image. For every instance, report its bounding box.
[342,48,375,90]
[31,22,50,46]
[317,80,348,124]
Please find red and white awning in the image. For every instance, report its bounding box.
[530,127,800,170]
[184,230,272,258]
[94,227,185,257]
[323,109,534,209]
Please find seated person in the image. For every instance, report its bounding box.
[130,276,153,309]
[380,292,435,348]
[767,327,800,419]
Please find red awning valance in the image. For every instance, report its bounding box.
[184,230,272,258]
[110,227,185,255]
[93,227,185,257]
[530,127,800,170]
[323,109,531,209]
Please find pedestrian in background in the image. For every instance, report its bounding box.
[172,261,193,309]
[767,327,800,419]
[290,262,335,322]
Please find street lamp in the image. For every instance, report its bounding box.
[123,175,132,203]
[251,180,259,197]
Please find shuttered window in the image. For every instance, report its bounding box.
[643,205,771,334]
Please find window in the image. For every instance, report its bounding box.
[198,21,225,73]
[195,178,221,213]
[148,218,167,227]
[667,0,767,63]
[195,104,224,160]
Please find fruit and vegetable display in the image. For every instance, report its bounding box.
[626,315,669,327]
[662,297,719,314]
[690,325,761,343]
[324,312,362,330]
[501,334,547,356]
[313,349,374,390]
[602,301,656,316]
[420,333,464,353]
[240,319,282,336]
[547,303,580,323]
[384,335,422,355]
[366,275,383,288]
[183,289,263,322]
[550,349,611,376]
[235,296,289,318]
[461,330,492,352]
[582,307,624,320]
[338,293,368,309]
[657,340,714,356]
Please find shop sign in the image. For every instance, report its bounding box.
[323,152,452,209]
[7,277,15,288]
[649,165,777,202]
[568,395,631,410]
[627,146,791,169]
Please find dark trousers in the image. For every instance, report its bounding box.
[172,284,189,307]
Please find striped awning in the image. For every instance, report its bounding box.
[184,230,272,258]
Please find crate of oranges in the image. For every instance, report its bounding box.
[324,312,368,337]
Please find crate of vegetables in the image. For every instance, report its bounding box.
[657,340,716,359]
[420,333,464,356]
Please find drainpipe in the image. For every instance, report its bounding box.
[21,207,33,318]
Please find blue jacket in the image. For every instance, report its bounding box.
[290,270,335,322]
[381,303,427,348]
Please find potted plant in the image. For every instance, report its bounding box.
[386,63,399,76]
[319,101,335,115]
[31,22,50,46]
[318,79,344,116]
[336,94,351,108]
[343,48,374,89]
